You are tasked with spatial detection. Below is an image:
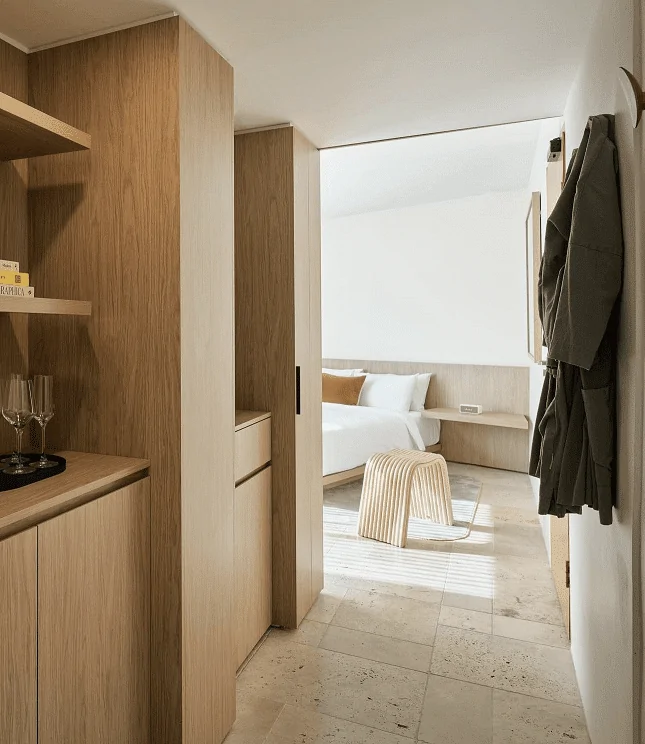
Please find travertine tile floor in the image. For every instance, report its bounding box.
[226,463,589,744]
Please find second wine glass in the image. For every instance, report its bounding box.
[32,375,57,469]
[1,378,35,475]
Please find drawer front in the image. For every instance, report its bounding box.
[235,418,271,484]
[235,466,272,668]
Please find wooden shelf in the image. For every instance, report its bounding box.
[0,451,149,540]
[235,410,271,432]
[0,91,91,161]
[0,296,92,316]
[422,407,529,430]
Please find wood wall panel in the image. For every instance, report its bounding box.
[0,528,36,744]
[38,479,150,744]
[0,39,28,452]
[235,126,322,627]
[324,358,530,471]
[28,23,182,742]
[178,18,236,743]
[28,18,235,744]
[235,127,297,627]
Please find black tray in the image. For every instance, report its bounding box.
[0,454,66,492]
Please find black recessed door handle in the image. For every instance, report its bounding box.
[296,365,301,415]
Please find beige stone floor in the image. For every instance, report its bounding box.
[226,463,589,744]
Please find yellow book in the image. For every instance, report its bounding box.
[0,271,29,286]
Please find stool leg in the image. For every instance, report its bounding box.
[358,452,414,547]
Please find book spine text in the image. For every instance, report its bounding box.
[0,271,29,286]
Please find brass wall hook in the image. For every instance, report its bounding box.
[618,67,645,128]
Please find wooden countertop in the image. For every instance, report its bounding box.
[0,451,149,540]
[235,410,271,432]
[422,408,529,430]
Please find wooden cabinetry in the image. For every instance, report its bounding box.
[235,467,272,667]
[235,412,271,485]
[27,18,236,744]
[234,412,272,667]
[0,453,149,743]
[0,529,36,744]
[235,127,323,628]
[38,479,150,744]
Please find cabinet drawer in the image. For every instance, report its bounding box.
[235,466,272,668]
[235,418,271,484]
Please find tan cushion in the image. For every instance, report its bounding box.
[322,373,366,406]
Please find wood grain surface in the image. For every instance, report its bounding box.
[0,39,29,453]
[0,90,90,161]
[0,296,91,315]
[307,140,324,603]
[28,17,236,744]
[324,359,530,472]
[28,24,182,740]
[178,18,236,743]
[0,528,36,744]
[235,466,272,668]
[293,126,314,624]
[423,408,528,429]
[235,410,272,431]
[0,450,148,540]
[235,125,323,628]
[235,126,297,627]
[38,479,150,744]
[235,417,271,484]
[550,513,570,635]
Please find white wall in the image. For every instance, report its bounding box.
[322,191,529,365]
[559,0,641,741]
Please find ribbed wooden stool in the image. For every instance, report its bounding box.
[358,449,454,547]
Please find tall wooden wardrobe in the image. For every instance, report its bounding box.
[0,17,236,744]
[235,125,323,628]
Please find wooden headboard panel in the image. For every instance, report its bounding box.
[323,359,530,472]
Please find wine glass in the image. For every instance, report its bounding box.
[1,378,35,475]
[0,373,26,465]
[32,375,57,469]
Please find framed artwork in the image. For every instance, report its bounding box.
[525,191,542,362]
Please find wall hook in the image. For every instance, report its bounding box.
[618,67,645,128]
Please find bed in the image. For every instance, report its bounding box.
[322,402,441,487]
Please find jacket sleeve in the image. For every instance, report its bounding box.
[548,137,623,371]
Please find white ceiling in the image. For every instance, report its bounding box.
[0,0,598,148]
[321,119,553,218]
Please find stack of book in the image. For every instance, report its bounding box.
[0,259,34,298]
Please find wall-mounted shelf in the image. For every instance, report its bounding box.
[0,91,91,161]
[0,297,92,316]
[422,407,529,430]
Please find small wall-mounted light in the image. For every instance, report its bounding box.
[618,67,645,128]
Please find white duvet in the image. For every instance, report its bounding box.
[323,403,440,476]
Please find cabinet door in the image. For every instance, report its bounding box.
[0,529,36,744]
[235,466,272,668]
[307,144,324,602]
[293,129,323,623]
[38,479,150,744]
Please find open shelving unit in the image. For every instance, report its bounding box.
[0,90,91,161]
[0,89,92,314]
[0,296,92,316]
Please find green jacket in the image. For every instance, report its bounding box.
[530,115,623,525]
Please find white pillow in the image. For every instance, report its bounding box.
[322,368,364,377]
[410,373,432,412]
[359,373,417,412]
